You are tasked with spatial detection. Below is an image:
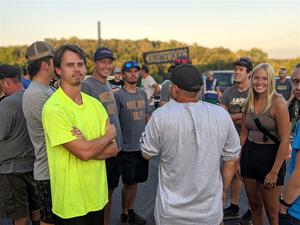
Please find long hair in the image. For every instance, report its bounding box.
[244,63,276,113]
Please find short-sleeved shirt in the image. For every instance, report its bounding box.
[141,75,157,106]
[109,79,124,90]
[275,79,292,100]
[220,85,249,133]
[42,87,108,219]
[140,99,240,225]
[82,76,123,151]
[288,121,300,220]
[0,91,35,174]
[23,81,55,180]
[114,87,150,152]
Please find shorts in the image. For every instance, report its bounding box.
[54,209,104,225]
[240,139,286,185]
[106,153,121,189]
[0,172,40,220]
[36,180,55,224]
[121,151,149,185]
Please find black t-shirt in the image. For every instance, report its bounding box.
[109,79,124,90]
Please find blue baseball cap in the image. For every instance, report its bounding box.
[94,47,115,61]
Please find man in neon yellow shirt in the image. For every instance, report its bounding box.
[42,44,118,225]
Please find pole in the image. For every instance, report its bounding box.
[97,21,101,47]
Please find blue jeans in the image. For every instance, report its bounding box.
[279,213,300,225]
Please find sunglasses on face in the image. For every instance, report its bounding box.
[124,61,139,68]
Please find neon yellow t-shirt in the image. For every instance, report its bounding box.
[42,87,108,219]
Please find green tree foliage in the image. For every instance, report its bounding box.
[0,37,299,81]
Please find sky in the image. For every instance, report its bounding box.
[0,0,300,59]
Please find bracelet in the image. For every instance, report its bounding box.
[279,194,293,207]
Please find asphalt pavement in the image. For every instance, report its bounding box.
[1,156,279,225]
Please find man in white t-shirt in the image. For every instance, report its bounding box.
[140,64,240,225]
[141,64,160,112]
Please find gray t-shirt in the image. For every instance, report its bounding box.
[114,87,150,152]
[82,76,123,151]
[220,85,248,133]
[160,80,171,103]
[0,91,35,174]
[22,81,54,180]
[141,99,240,225]
[276,79,292,100]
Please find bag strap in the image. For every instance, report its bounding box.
[250,111,280,145]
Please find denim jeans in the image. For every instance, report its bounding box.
[279,213,300,225]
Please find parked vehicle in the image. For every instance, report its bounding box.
[203,70,234,93]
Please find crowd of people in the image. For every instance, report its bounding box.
[0,40,299,225]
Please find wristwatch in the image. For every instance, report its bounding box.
[280,194,293,207]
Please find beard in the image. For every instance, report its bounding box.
[126,80,138,85]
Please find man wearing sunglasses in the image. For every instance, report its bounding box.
[81,47,123,225]
[114,61,150,225]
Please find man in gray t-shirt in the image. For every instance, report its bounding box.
[275,68,292,101]
[81,47,123,225]
[0,65,40,225]
[22,41,56,224]
[114,61,150,225]
[141,64,240,225]
[220,57,253,223]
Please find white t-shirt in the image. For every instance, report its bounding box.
[141,99,240,225]
[141,75,157,106]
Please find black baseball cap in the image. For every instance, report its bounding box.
[94,47,115,61]
[0,64,21,80]
[233,57,253,72]
[170,64,203,92]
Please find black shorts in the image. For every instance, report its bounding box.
[36,180,55,224]
[54,209,104,225]
[106,153,121,189]
[0,172,40,220]
[121,151,149,185]
[240,139,286,185]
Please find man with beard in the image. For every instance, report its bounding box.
[42,45,118,225]
[276,68,292,101]
[114,61,150,225]
[81,47,123,225]
[22,41,56,225]
[220,57,254,224]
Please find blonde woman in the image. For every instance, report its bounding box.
[239,63,289,225]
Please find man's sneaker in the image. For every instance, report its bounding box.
[236,209,253,225]
[120,213,129,225]
[223,205,240,219]
[128,209,146,224]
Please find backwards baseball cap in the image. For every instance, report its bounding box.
[122,61,141,73]
[233,57,253,72]
[0,64,21,80]
[26,41,54,63]
[113,68,122,74]
[170,64,203,92]
[94,47,115,61]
